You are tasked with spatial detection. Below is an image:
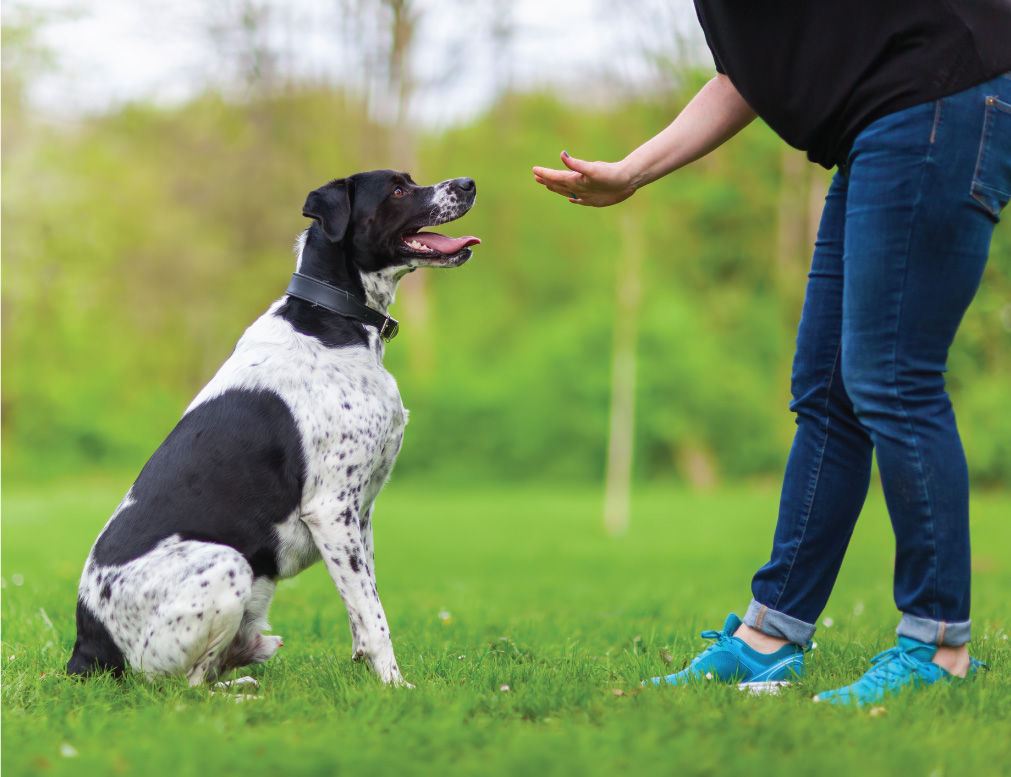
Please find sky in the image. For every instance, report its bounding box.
[8,0,706,126]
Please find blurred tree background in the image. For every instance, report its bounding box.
[3,1,1009,490]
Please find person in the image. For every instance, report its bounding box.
[533,1,1011,705]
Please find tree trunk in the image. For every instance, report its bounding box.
[382,0,434,377]
[604,207,644,536]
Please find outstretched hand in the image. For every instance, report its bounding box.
[532,151,636,207]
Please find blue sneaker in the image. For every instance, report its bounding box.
[813,637,987,706]
[645,614,805,694]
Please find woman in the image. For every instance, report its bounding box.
[533,1,1011,704]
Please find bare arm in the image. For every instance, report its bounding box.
[532,74,756,207]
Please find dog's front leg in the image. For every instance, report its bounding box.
[301,506,407,686]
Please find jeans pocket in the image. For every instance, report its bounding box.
[970,95,1011,220]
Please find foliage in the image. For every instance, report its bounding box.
[2,82,1010,485]
[3,480,1010,777]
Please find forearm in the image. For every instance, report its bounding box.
[620,74,756,189]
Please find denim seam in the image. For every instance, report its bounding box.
[970,98,995,214]
[890,141,940,621]
[970,96,1011,217]
[771,341,842,610]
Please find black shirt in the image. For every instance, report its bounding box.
[694,0,1011,168]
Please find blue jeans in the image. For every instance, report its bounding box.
[745,73,1011,648]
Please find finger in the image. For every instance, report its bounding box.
[538,177,580,199]
[532,166,581,186]
[544,181,580,199]
[533,175,566,193]
[560,152,594,177]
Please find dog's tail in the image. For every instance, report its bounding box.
[66,599,126,678]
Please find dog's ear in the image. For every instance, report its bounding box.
[302,179,351,242]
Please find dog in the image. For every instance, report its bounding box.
[66,170,479,687]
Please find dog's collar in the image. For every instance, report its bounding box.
[285,272,400,342]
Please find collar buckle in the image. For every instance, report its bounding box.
[379,315,400,342]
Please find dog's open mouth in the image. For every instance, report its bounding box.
[400,230,481,263]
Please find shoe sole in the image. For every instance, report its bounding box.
[738,680,793,695]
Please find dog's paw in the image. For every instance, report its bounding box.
[215,676,260,691]
[372,655,410,687]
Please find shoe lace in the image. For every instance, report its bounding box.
[692,629,731,662]
[860,646,934,686]
[699,629,724,642]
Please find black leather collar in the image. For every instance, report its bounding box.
[285,272,400,342]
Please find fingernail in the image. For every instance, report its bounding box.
[562,150,570,158]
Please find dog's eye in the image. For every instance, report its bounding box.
[392,187,405,198]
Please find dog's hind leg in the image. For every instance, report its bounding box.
[121,541,256,685]
[220,577,282,672]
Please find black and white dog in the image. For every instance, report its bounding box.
[67,170,479,687]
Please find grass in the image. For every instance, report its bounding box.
[2,475,1010,777]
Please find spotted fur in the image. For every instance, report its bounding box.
[68,171,478,687]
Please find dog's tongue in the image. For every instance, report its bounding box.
[412,232,481,254]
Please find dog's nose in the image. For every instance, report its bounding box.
[454,177,476,193]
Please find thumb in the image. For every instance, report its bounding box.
[560,151,593,176]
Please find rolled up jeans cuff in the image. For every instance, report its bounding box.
[896,613,971,647]
[744,599,816,646]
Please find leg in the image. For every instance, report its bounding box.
[301,497,405,685]
[360,505,376,572]
[840,78,1008,648]
[81,539,257,684]
[349,505,377,660]
[745,170,873,646]
[812,75,1011,705]
[649,175,873,688]
[146,545,255,685]
[221,577,283,672]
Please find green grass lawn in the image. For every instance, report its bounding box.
[3,476,1009,777]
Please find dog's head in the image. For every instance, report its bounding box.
[301,170,480,279]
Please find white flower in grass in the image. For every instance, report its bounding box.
[60,744,78,758]
[438,608,452,624]
[500,684,510,692]
[853,601,864,616]
[822,617,834,627]
[12,574,24,586]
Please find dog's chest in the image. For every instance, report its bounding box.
[274,364,406,578]
[190,307,407,578]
